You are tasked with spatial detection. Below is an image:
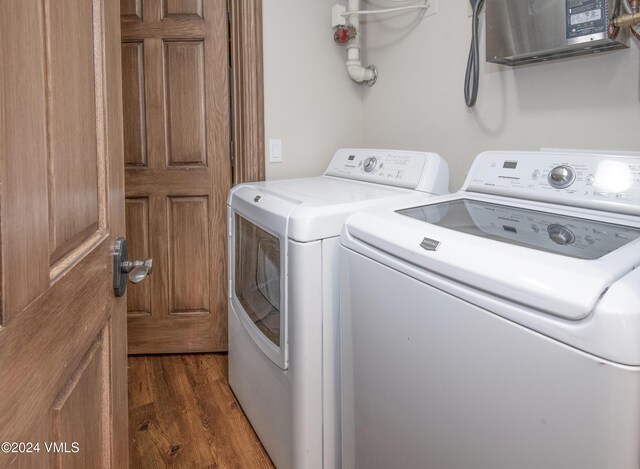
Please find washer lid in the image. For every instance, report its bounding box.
[397,198,640,260]
[343,195,640,321]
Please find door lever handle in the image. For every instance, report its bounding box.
[121,259,153,284]
[113,237,153,297]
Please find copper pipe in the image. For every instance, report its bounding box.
[609,0,622,38]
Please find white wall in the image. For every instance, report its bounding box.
[360,1,640,191]
[262,0,364,180]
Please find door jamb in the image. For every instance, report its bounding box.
[229,0,265,184]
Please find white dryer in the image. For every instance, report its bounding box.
[340,150,640,469]
[227,148,449,469]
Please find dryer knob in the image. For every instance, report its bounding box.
[548,165,576,189]
[363,157,378,173]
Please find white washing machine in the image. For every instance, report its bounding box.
[340,150,640,469]
[227,148,449,469]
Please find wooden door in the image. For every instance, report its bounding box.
[0,0,127,467]
[121,0,231,354]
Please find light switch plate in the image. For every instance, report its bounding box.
[269,139,282,163]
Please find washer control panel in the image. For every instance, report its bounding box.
[324,148,448,194]
[464,151,640,216]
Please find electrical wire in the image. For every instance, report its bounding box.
[464,0,486,108]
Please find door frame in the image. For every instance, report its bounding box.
[229,0,265,185]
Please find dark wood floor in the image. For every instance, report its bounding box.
[128,353,275,469]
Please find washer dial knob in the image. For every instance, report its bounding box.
[363,157,378,173]
[547,165,576,189]
[547,224,576,245]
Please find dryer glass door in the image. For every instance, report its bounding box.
[234,214,287,369]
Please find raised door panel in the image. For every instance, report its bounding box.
[52,328,110,468]
[0,0,50,323]
[162,0,203,18]
[121,41,147,167]
[47,0,105,265]
[121,0,142,21]
[168,197,210,314]
[164,40,207,167]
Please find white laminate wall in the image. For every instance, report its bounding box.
[262,0,364,181]
[359,1,640,191]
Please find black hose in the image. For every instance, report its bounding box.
[464,0,486,107]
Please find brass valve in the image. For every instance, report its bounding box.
[614,12,640,27]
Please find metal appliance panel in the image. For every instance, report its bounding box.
[487,0,628,66]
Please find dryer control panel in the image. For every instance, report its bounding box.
[324,148,449,195]
[464,151,640,216]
